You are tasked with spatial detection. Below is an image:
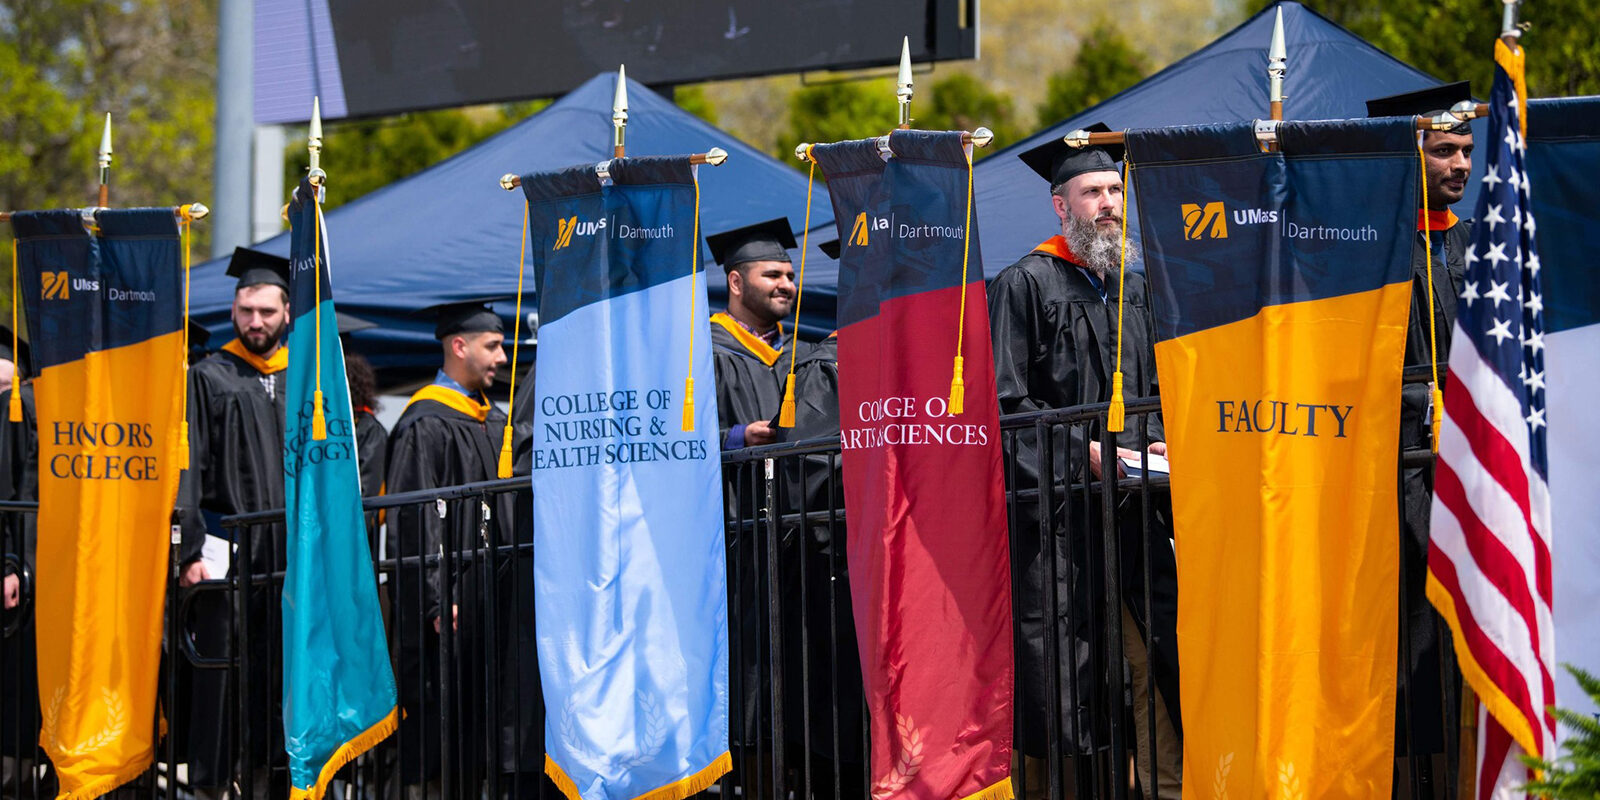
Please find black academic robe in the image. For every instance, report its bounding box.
[988,242,1179,756]
[384,389,539,782]
[177,346,288,787]
[710,315,790,749]
[775,336,867,776]
[1397,216,1471,757]
[709,313,791,446]
[1,385,39,757]
[354,411,388,557]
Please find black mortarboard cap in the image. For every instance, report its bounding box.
[336,311,379,337]
[818,238,841,260]
[1367,82,1474,134]
[187,320,212,349]
[225,247,291,292]
[1018,123,1124,187]
[417,298,509,341]
[705,218,796,270]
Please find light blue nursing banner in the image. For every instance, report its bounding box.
[522,157,729,800]
[281,177,398,800]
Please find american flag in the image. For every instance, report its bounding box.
[1427,40,1556,799]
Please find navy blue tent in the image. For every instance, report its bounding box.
[970,1,1486,275]
[190,72,840,387]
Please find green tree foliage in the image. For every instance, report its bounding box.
[918,73,1026,158]
[782,78,897,160]
[2,0,215,313]
[1035,22,1151,127]
[673,85,719,127]
[1251,0,1600,99]
[283,102,549,211]
[1522,664,1600,798]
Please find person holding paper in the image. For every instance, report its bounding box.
[989,127,1181,799]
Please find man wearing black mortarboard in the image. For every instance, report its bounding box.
[1368,81,1476,772]
[384,299,546,798]
[174,247,293,799]
[988,126,1181,799]
[705,218,798,449]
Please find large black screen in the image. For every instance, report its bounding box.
[254,0,978,124]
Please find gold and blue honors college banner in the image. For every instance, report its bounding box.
[281,178,398,800]
[13,209,187,798]
[522,157,729,800]
[808,131,1013,800]
[1126,120,1417,798]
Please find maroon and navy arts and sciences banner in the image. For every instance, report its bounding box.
[809,131,1012,800]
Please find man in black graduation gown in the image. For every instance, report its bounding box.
[989,129,1180,799]
[1,333,47,797]
[706,217,798,450]
[337,313,387,554]
[176,248,293,799]
[384,301,542,799]
[1368,83,1476,776]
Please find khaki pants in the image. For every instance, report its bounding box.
[1123,605,1181,800]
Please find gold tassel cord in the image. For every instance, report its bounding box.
[178,209,194,464]
[310,195,328,441]
[9,238,21,422]
[682,172,702,432]
[1106,158,1131,434]
[1418,138,1446,454]
[778,149,818,428]
[498,200,530,479]
[948,145,976,415]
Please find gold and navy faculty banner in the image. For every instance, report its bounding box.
[13,209,187,799]
[1126,119,1417,799]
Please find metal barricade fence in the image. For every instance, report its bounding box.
[0,391,1458,800]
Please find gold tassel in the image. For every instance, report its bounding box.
[311,390,328,441]
[178,422,191,467]
[948,355,966,416]
[497,424,514,479]
[1431,387,1446,454]
[681,376,695,432]
[1107,371,1126,433]
[777,374,797,428]
[6,386,19,423]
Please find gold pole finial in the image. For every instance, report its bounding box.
[613,65,629,158]
[896,37,914,129]
[307,96,326,186]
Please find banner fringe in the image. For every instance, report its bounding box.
[287,706,400,800]
[957,776,1015,800]
[1425,571,1542,759]
[54,753,152,800]
[545,751,732,800]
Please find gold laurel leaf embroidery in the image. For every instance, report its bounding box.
[1212,752,1234,800]
[871,714,926,800]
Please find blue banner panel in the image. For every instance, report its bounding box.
[524,156,730,800]
[280,178,399,800]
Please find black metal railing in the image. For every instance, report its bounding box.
[1,389,1458,800]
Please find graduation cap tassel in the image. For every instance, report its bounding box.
[779,150,819,428]
[683,175,703,432]
[948,146,977,416]
[499,200,531,479]
[8,238,21,423]
[1107,158,1132,434]
[1418,136,1444,454]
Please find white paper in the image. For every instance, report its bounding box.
[201,533,232,579]
[1119,451,1171,477]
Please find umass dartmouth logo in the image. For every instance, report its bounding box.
[554,216,607,250]
[1181,202,1229,240]
[847,212,887,248]
[42,271,71,300]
